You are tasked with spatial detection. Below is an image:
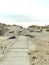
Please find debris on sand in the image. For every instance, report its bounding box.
[8,36,16,39]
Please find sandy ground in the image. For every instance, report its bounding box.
[0,25,49,65]
[28,31,49,65]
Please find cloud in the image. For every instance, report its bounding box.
[0,0,49,23]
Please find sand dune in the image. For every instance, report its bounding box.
[0,23,49,65]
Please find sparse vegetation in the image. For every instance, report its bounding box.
[0,23,49,65]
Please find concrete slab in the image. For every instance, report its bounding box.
[0,36,30,65]
[12,36,29,49]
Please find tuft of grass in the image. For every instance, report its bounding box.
[32,56,38,59]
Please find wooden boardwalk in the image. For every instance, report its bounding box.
[0,36,30,65]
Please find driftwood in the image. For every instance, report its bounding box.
[8,36,16,39]
[9,31,14,33]
[25,34,35,38]
[35,29,42,32]
[29,30,34,32]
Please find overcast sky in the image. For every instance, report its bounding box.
[0,0,49,27]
